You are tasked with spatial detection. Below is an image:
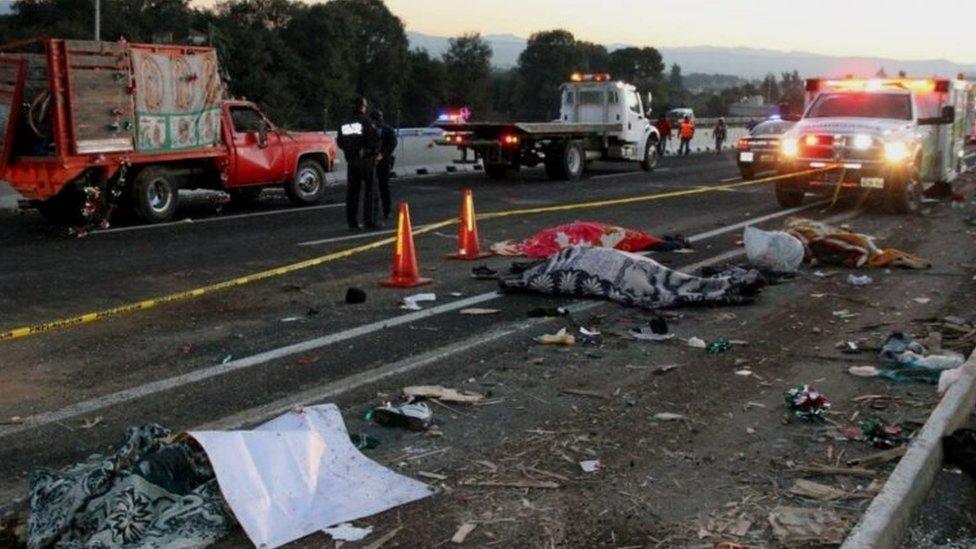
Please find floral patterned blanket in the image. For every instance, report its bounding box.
[28,425,235,549]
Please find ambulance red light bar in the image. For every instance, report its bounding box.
[570,72,612,82]
[805,78,949,94]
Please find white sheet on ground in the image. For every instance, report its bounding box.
[190,404,433,548]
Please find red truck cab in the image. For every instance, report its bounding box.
[0,38,337,224]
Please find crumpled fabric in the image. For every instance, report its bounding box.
[877,332,965,384]
[27,425,235,549]
[499,245,762,309]
[785,217,931,269]
[491,221,662,258]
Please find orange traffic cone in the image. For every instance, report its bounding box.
[380,203,433,288]
[448,188,492,260]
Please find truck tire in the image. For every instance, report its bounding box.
[640,137,659,171]
[286,159,327,205]
[774,181,805,208]
[885,169,922,214]
[485,163,519,180]
[133,167,178,223]
[547,141,584,181]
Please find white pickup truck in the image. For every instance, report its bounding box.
[436,73,661,180]
[775,78,969,213]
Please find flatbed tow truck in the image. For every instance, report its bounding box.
[435,73,661,181]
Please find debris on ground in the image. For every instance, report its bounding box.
[785,217,932,269]
[653,412,687,422]
[451,522,477,544]
[534,328,576,346]
[743,226,805,274]
[190,404,432,547]
[768,506,845,545]
[400,293,437,311]
[459,308,500,315]
[500,246,763,309]
[785,385,831,422]
[687,337,707,349]
[323,523,374,542]
[470,265,498,280]
[707,338,733,355]
[490,221,662,257]
[403,385,486,404]
[579,460,602,473]
[859,418,909,449]
[630,316,674,341]
[371,400,433,431]
[943,428,976,478]
[349,433,381,450]
[847,274,874,287]
[877,332,965,384]
[789,479,855,501]
[27,425,236,548]
[848,365,881,378]
[346,287,367,304]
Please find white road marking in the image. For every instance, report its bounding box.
[95,203,345,235]
[0,202,848,438]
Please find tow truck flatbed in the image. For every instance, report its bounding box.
[436,121,624,138]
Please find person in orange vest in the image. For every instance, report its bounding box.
[678,116,695,156]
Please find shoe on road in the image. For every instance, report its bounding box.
[372,401,432,431]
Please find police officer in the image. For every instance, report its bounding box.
[337,97,381,229]
[370,110,398,220]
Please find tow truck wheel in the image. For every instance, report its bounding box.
[774,181,805,208]
[640,138,659,171]
[885,169,922,214]
[548,141,584,181]
[133,167,178,223]
[286,159,327,205]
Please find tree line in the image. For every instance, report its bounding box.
[1,0,807,129]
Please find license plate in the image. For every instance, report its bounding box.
[759,154,775,163]
[860,177,885,189]
[739,152,754,162]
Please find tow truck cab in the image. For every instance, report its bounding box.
[559,73,656,162]
[775,77,968,213]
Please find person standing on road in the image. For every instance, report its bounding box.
[338,97,382,230]
[654,114,672,156]
[713,117,728,154]
[371,110,398,220]
[678,115,695,156]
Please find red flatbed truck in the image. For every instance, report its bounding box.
[0,37,338,224]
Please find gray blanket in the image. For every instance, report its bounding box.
[500,246,761,309]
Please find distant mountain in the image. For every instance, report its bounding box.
[407,31,976,80]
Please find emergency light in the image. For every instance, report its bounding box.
[570,73,612,83]
[805,78,948,94]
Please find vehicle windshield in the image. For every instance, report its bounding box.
[806,92,912,120]
[751,121,791,136]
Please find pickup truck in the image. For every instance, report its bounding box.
[435,73,661,180]
[0,37,337,224]
[775,77,968,213]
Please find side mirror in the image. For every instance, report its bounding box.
[646,92,653,107]
[919,105,956,126]
[258,122,269,148]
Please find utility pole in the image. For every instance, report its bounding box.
[94,0,100,41]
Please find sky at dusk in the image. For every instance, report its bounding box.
[190,0,976,63]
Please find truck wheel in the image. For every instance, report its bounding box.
[133,167,178,223]
[640,138,659,171]
[774,181,805,208]
[485,163,519,180]
[286,159,327,205]
[885,170,922,214]
[547,141,584,181]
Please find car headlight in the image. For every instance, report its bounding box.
[851,134,872,151]
[781,138,798,157]
[884,141,910,163]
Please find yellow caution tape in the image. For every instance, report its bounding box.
[0,168,830,343]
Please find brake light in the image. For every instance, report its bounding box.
[805,135,820,146]
[736,138,750,151]
[501,134,519,146]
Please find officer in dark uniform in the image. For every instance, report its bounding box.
[370,110,397,220]
[337,97,381,229]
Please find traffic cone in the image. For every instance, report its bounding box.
[448,188,492,260]
[380,203,433,288]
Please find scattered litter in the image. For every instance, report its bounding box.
[451,522,477,544]
[860,418,907,449]
[913,297,932,305]
[403,385,485,404]
[943,429,976,479]
[687,337,707,349]
[579,326,601,337]
[785,385,831,422]
[653,412,687,422]
[219,354,233,364]
[848,446,907,468]
[839,340,860,354]
[280,316,303,323]
[80,416,103,429]
[630,316,674,342]
[345,287,367,304]
[526,306,569,318]
[735,370,753,377]
[848,366,881,378]
[707,338,733,355]
[400,293,437,311]
[832,310,858,320]
[490,221,662,258]
[470,265,498,280]
[349,433,381,450]
[416,471,448,481]
[535,328,576,346]
[847,274,874,287]
[789,479,852,501]
[323,523,374,542]
[190,404,433,548]
[579,460,602,473]
[372,400,433,431]
[767,506,845,546]
[743,226,805,273]
[652,364,680,375]
[459,308,500,315]
[500,246,763,310]
[879,332,965,384]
